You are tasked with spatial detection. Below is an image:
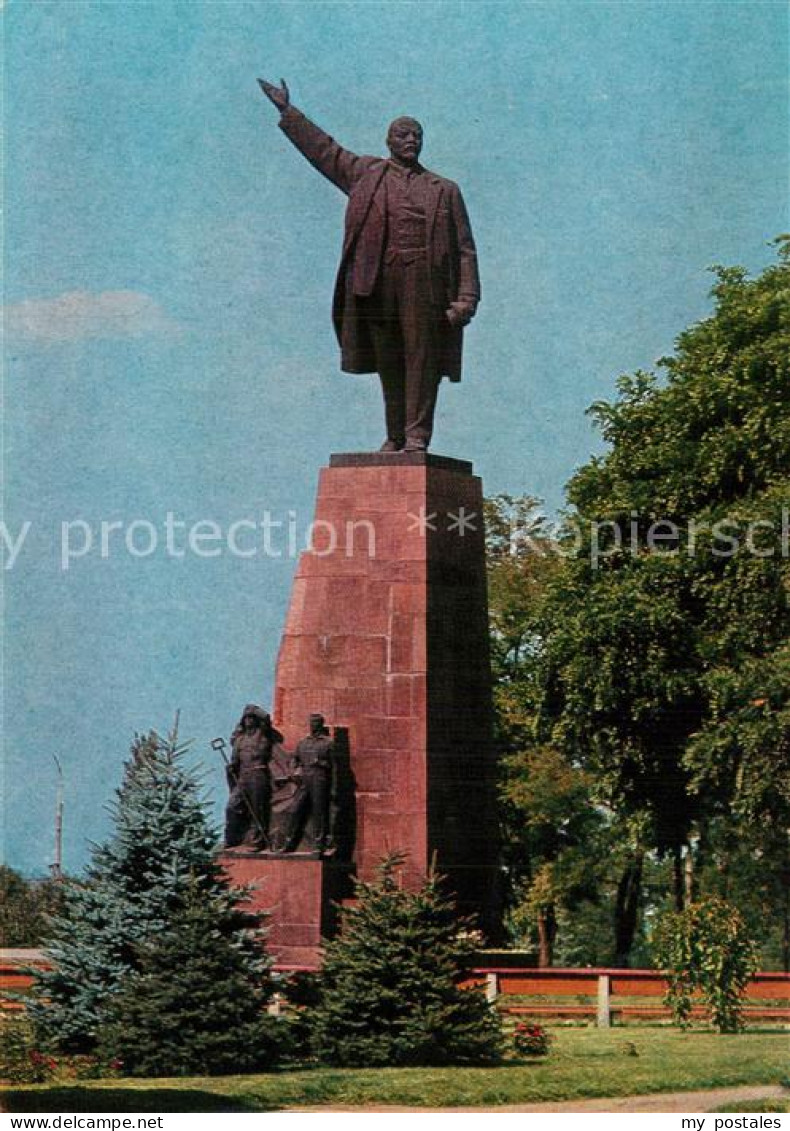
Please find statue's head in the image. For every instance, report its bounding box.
[386,117,423,166]
[309,712,326,735]
[241,704,270,732]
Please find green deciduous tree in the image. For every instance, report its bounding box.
[486,495,635,965]
[488,242,790,966]
[653,896,760,1032]
[541,242,789,915]
[310,855,503,1067]
[0,866,65,948]
[502,744,606,966]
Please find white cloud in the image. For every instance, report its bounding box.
[5,290,181,343]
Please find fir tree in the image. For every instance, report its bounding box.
[96,881,280,1076]
[30,724,277,1058]
[310,856,503,1067]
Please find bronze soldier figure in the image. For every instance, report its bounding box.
[284,713,334,853]
[224,704,282,850]
[258,78,480,452]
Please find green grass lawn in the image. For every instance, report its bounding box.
[2,1028,788,1112]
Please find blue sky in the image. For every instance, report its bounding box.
[3,0,787,874]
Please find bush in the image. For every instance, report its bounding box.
[0,1018,57,1084]
[310,855,504,1067]
[513,1022,553,1057]
[0,1017,124,1084]
[61,1054,123,1080]
[653,895,760,1032]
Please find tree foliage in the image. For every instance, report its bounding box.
[502,743,607,965]
[486,495,642,965]
[310,855,503,1067]
[549,240,790,863]
[653,896,760,1032]
[30,724,277,1055]
[487,242,790,964]
[96,882,280,1077]
[0,867,65,948]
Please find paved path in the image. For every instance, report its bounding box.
[290,1084,787,1113]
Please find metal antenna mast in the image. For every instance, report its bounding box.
[51,754,64,880]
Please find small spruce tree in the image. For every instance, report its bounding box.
[96,880,280,1076]
[310,855,503,1066]
[31,723,278,1063]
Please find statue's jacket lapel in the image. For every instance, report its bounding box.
[342,163,447,300]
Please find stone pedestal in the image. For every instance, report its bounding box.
[220,852,350,967]
[271,452,500,932]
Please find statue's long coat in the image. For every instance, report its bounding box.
[279,106,481,381]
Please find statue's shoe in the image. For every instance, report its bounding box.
[380,439,404,452]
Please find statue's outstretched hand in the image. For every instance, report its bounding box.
[258,77,290,112]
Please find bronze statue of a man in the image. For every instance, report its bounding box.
[284,713,334,853]
[224,704,282,850]
[258,78,481,452]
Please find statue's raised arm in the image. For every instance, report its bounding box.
[256,77,368,195]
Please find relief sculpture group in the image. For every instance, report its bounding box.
[223,705,336,857]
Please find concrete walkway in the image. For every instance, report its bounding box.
[290,1084,787,1113]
